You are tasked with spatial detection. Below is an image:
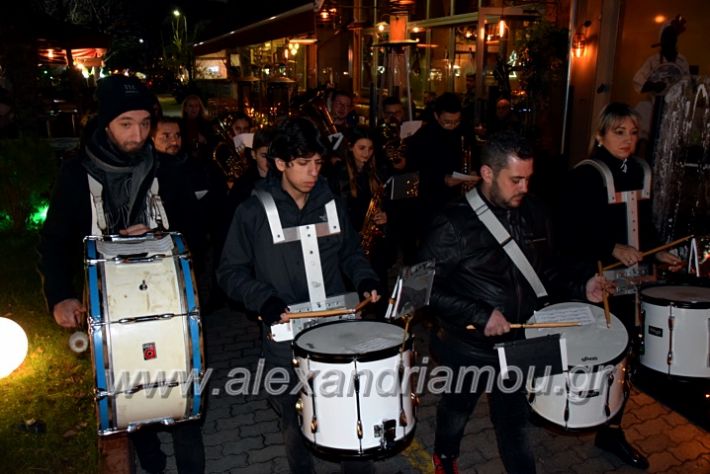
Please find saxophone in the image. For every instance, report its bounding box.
[360,185,385,257]
[212,114,250,181]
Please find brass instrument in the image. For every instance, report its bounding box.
[360,185,385,257]
[212,114,250,180]
[461,135,471,175]
[299,91,343,150]
[380,120,407,169]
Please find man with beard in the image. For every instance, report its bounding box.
[419,132,605,474]
[38,75,204,473]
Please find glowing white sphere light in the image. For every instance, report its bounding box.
[0,317,29,379]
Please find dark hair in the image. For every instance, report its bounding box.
[253,126,276,150]
[232,111,252,127]
[332,90,353,102]
[434,92,462,115]
[481,131,533,173]
[267,117,327,164]
[346,126,380,198]
[152,116,180,136]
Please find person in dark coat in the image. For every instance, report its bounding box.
[38,75,205,474]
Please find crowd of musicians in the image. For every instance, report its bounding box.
[37,74,687,473]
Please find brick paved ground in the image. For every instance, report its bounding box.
[143,308,710,474]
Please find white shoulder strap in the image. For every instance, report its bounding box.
[146,177,169,230]
[465,188,548,298]
[87,174,107,235]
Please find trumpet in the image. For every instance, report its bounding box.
[212,114,250,180]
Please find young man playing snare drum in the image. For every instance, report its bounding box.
[218,117,381,473]
[38,75,205,474]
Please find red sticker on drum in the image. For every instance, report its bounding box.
[142,342,157,360]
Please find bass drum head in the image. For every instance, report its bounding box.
[293,320,406,362]
[640,285,710,309]
[525,302,628,367]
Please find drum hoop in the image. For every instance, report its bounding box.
[292,320,413,363]
[640,284,710,309]
[302,428,416,460]
[563,350,628,373]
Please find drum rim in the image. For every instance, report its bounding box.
[292,320,413,363]
[640,283,710,309]
[301,426,416,460]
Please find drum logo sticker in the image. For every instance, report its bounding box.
[648,326,663,337]
[142,342,157,360]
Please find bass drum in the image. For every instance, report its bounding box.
[85,233,204,436]
[525,302,629,429]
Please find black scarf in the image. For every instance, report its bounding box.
[83,128,155,233]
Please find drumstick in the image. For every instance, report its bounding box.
[598,261,611,329]
[465,322,581,331]
[284,298,372,320]
[602,235,693,271]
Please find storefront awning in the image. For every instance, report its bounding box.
[193,3,314,56]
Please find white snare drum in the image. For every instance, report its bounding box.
[525,302,629,429]
[292,321,416,457]
[640,285,710,378]
[85,233,204,436]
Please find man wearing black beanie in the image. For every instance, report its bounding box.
[38,74,205,473]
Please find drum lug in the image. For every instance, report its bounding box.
[399,409,408,427]
[356,420,363,439]
[295,398,303,414]
[292,358,299,368]
[310,417,318,433]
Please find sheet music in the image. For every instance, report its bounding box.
[531,306,595,326]
[96,236,174,258]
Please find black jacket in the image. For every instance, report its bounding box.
[217,176,378,313]
[557,146,658,266]
[37,136,200,312]
[419,190,592,359]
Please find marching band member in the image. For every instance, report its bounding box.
[217,117,380,474]
[557,102,681,469]
[419,132,605,474]
[38,75,204,473]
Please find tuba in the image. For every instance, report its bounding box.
[360,185,385,257]
[298,90,344,151]
[212,113,250,181]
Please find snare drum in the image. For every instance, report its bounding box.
[525,302,629,429]
[85,233,204,436]
[640,285,710,378]
[292,320,416,457]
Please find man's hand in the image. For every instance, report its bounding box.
[585,274,613,303]
[362,289,380,304]
[484,309,510,336]
[53,298,85,328]
[119,224,152,236]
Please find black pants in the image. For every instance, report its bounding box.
[131,420,205,474]
[431,335,536,474]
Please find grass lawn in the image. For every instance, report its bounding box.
[0,232,98,473]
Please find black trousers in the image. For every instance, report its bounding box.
[131,420,205,474]
[431,335,536,473]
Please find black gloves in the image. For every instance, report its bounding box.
[260,296,288,325]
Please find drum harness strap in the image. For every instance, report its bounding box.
[465,188,548,299]
[575,157,651,250]
[253,189,340,309]
[87,174,169,235]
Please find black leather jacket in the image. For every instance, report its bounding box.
[419,189,593,360]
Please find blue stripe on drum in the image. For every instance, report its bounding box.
[174,233,185,254]
[92,330,110,431]
[179,255,201,416]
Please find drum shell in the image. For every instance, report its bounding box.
[524,302,629,429]
[640,285,710,378]
[293,320,416,457]
[85,233,204,435]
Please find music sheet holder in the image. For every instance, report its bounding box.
[385,260,435,320]
[495,334,567,380]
